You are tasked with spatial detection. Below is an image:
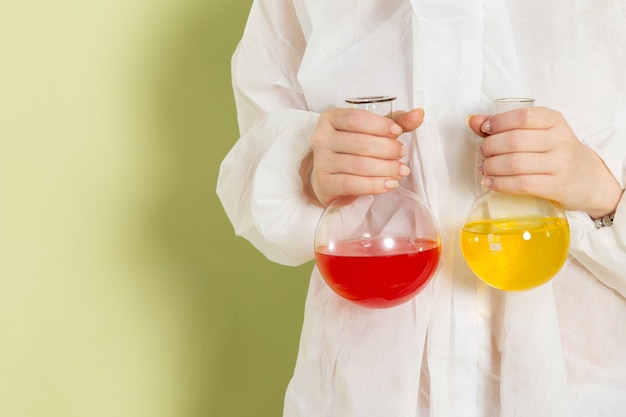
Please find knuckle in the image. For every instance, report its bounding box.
[354,135,371,154]
[342,109,362,131]
[310,131,323,150]
[516,175,535,194]
[516,108,533,127]
[508,131,525,151]
[317,111,333,131]
[552,159,567,176]
[551,109,565,122]
[319,111,331,123]
[341,177,360,196]
[350,156,364,173]
[553,177,568,193]
[507,154,526,174]
[310,124,332,151]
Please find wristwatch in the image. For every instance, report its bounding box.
[593,212,615,229]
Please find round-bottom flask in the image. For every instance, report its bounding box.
[314,96,441,308]
[460,98,570,291]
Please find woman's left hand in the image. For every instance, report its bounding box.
[467,107,623,219]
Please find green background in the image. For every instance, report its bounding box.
[1,0,312,416]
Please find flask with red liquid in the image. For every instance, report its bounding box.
[314,96,441,309]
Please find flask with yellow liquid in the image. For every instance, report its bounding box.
[460,98,570,291]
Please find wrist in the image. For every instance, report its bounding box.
[299,151,325,207]
[592,212,616,228]
[583,147,624,219]
[588,187,622,228]
[586,194,621,219]
[585,186,622,220]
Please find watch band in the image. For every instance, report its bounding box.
[593,212,615,229]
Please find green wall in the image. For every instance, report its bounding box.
[1,1,312,416]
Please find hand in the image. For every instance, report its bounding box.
[301,107,425,207]
[467,107,623,218]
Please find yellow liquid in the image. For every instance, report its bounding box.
[460,216,569,291]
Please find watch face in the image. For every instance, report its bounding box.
[594,213,615,228]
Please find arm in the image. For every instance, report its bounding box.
[467,109,626,296]
[218,0,424,266]
[217,0,320,266]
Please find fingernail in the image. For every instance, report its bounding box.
[390,123,403,135]
[480,120,492,134]
[384,179,399,189]
[399,145,408,157]
[477,162,484,174]
[399,165,411,176]
[481,178,493,188]
[465,115,472,126]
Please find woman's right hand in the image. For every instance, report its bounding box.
[300,107,425,207]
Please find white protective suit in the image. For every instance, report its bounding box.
[217,0,626,416]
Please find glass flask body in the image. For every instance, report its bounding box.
[461,98,570,291]
[314,96,441,308]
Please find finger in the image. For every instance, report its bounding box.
[392,108,425,132]
[481,152,555,177]
[322,174,401,201]
[322,152,410,178]
[480,130,552,156]
[326,108,403,138]
[478,107,560,135]
[322,130,406,160]
[481,174,557,199]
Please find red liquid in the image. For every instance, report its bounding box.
[315,237,440,309]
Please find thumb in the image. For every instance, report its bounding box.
[392,108,425,133]
[466,114,490,138]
